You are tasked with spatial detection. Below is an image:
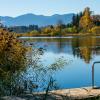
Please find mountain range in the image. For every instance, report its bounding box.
[0,13,74,27]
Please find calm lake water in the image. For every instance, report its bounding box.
[21,36,100,91]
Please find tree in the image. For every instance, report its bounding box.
[79,7,94,32]
[71,12,83,33]
[56,20,64,37]
[0,28,27,95]
[0,28,26,73]
[72,12,83,27]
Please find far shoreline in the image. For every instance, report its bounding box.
[18,33,100,38]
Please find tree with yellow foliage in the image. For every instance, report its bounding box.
[0,28,27,96]
[79,7,94,32]
[0,28,26,75]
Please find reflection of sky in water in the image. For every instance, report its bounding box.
[33,41,72,54]
[40,52,92,89]
[24,37,100,89]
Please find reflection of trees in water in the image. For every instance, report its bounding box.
[22,38,73,54]
[72,36,97,63]
[56,38,67,52]
[21,37,100,64]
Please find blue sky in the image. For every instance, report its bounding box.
[0,0,100,17]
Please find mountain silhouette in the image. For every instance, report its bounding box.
[0,13,74,27]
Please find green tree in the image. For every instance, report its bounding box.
[56,20,64,37]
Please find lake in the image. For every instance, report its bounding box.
[20,36,100,91]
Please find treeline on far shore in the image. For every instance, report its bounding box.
[2,7,100,37]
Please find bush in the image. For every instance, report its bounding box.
[90,26,100,34]
[65,26,78,33]
[0,28,27,96]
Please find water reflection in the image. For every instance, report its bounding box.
[26,36,100,63]
[72,36,97,63]
[22,36,100,89]
[1,36,100,96]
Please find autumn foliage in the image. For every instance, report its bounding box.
[79,7,94,32]
[0,28,26,75]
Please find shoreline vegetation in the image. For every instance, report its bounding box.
[0,7,99,37]
[11,7,100,37]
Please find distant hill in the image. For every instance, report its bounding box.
[0,13,74,27]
